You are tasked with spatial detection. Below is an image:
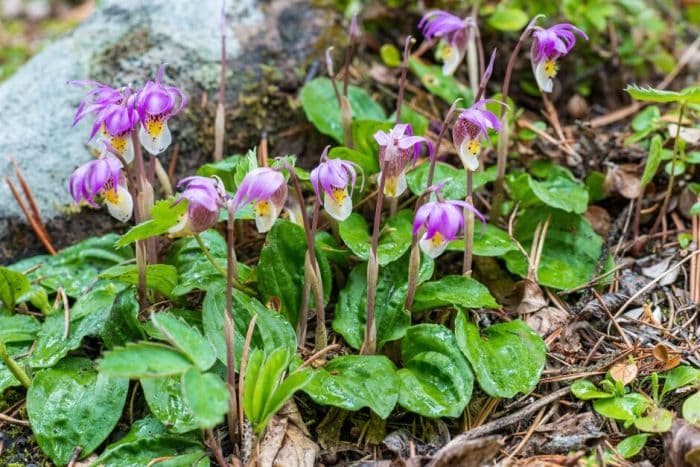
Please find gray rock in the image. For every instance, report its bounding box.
[0,0,334,263]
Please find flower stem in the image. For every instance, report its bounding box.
[131,130,152,314]
[492,23,533,219]
[395,36,414,125]
[214,5,227,161]
[224,201,239,445]
[287,167,327,351]
[463,170,474,276]
[362,174,387,355]
[0,339,31,388]
[194,233,226,276]
[426,101,461,187]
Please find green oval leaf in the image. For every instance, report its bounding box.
[455,314,546,398]
[100,342,194,378]
[94,417,206,466]
[641,134,663,187]
[406,162,497,200]
[487,7,529,31]
[300,77,386,143]
[616,434,649,459]
[0,266,30,309]
[100,264,178,298]
[0,314,40,344]
[256,220,332,326]
[593,393,651,421]
[303,355,399,419]
[571,379,615,400]
[412,275,498,312]
[351,119,393,162]
[408,58,473,105]
[625,84,700,104]
[152,312,216,372]
[662,365,700,397]
[445,224,517,257]
[398,324,474,418]
[682,391,700,425]
[338,210,413,266]
[202,284,296,370]
[504,208,603,290]
[141,375,199,433]
[333,253,433,350]
[27,357,128,465]
[116,199,189,247]
[633,407,673,433]
[527,176,589,214]
[182,368,229,429]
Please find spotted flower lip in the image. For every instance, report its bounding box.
[412,192,485,258]
[530,23,588,93]
[135,65,187,155]
[169,176,226,236]
[68,154,133,222]
[310,149,363,221]
[418,10,474,76]
[231,167,288,233]
[70,81,139,162]
[374,124,432,198]
[452,99,506,171]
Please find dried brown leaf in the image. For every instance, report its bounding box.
[584,205,612,237]
[604,164,642,199]
[610,361,638,385]
[430,435,503,467]
[663,418,700,467]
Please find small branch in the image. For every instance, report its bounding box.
[0,412,30,427]
[206,428,228,467]
[299,343,340,369]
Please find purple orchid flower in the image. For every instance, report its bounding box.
[68,154,132,222]
[530,23,588,93]
[419,10,475,76]
[71,81,139,162]
[412,186,485,258]
[134,65,187,155]
[374,124,432,198]
[310,148,363,221]
[452,99,506,171]
[169,176,226,237]
[231,167,288,233]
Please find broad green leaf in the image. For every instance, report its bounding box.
[101,290,144,349]
[116,199,188,247]
[682,391,700,425]
[300,77,386,143]
[152,312,216,371]
[338,210,413,266]
[633,407,673,433]
[662,365,700,397]
[455,314,546,398]
[593,393,650,421]
[333,253,434,350]
[0,314,40,344]
[616,434,649,459]
[100,342,193,378]
[30,286,117,368]
[391,106,429,136]
[445,224,517,257]
[8,234,132,297]
[141,375,199,433]
[380,43,401,67]
[412,275,498,312]
[527,175,589,214]
[100,264,178,298]
[398,324,474,418]
[631,105,660,132]
[329,146,379,177]
[625,84,700,104]
[406,162,498,200]
[571,379,615,400]
[202,284,296,371]
[641,134,663,187]
[504,208,603,289]
[196,154,242,191]
[409,58,473,105]
[94,417,207,467]
[0,266,30,309]
[488,7,529,31]
[256,220,331,326]
[27,357,128,465]
[351,119,393,163]
[585,171,608,202]
[304,355,399,419]
[182,368,229,429]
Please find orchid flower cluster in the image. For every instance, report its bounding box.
[419,10,587,93]
[68,65,186,223]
